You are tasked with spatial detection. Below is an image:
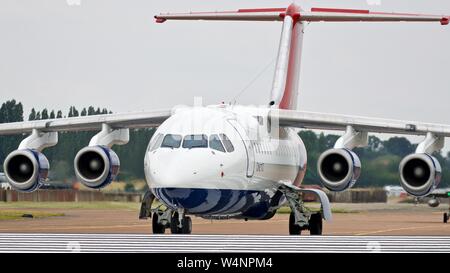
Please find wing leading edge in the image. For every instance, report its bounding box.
[3,107,450,138]
[273,109,450,137]
[0,109,172,135]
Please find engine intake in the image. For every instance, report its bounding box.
[3,149,49,192]
[74,145,120,189]
[399,153,441,197]
[317,148,361,192]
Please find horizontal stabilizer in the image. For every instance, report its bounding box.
[155,8,285,23]
[155,6,449,25]
[304,7,449,25]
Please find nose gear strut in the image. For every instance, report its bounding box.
[139,191,192,234]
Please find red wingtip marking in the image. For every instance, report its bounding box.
[155,16,166,23]
[441,17,449,25]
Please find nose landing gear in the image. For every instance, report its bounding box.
[171,210,192,234]
[151,210,171,234]
[139,191,193,234]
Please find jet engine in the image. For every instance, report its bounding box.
[399,153,441,197]
[317,148,361,192]
[74,145,120,189]
[3,149,49,192]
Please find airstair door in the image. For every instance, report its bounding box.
[228,119,255,177]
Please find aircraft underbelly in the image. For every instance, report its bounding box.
[152,164,295,219]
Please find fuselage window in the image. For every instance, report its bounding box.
[149,133,164,151]
[161,134,182,148]
[209,134,226,152]
[220,134,234,152]
[183,134,208,149]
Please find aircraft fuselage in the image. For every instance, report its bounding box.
[144,105,307,219]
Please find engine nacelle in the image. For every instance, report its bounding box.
[74,145,120,189]
[3,149,49,192]
[317,148,361,192]
[399,153,441,197]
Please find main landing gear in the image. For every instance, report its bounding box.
[139,191,192,234]
[445,198,450,224]
[278,183,332,236]
[286,192,323,235]
[289,211,323,235]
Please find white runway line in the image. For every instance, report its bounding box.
[0,234,449,253]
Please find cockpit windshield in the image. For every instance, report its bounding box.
[220,134,235,152]
[209,134,226,152]
[153,133,234,152]
[161,134,182,148]
[182,134,208,149]
[149,133,164,152]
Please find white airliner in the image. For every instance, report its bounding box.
[0,4,449,235]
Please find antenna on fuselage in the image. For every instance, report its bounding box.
[229,56,276,106]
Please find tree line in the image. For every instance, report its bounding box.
[0,99,449,187]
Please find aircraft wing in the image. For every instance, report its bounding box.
[273,109,450,137]
[0,109,172,135]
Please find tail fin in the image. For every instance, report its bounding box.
[270,4,303,110]
[155,4,449,110]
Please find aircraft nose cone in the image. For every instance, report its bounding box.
[148,150,220,188]
[151,165,185,187]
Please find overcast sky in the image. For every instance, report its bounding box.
[0,0,449,148]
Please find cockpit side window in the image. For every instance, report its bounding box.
[183,134,208,149]
[209,134,226,152]
[161,134,182,148]
[220,134,234,152]
[149,133,164,152]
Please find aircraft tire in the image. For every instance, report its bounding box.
[152,212,166,234]
[309,213,323,235]
[181,216,192,234]
[170,212,181,234]
[444,213,448,224]
[289,211,302,235]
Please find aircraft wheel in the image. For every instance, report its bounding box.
[289,211,302,235]
[170,212,181,234]
[152,212,166,234]
[309,213,323,235]
[444,213,448,224]
[181,216,192,234]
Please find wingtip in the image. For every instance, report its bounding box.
[154,15,167,23]
[441,17,449,25]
